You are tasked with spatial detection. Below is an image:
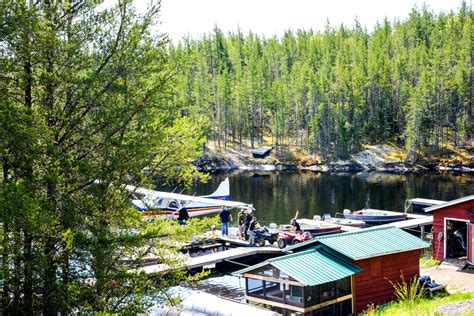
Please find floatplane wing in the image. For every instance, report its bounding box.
[125,185,251,208]
[125,178,253,218]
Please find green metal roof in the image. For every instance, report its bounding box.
[233,249,361,286]
[284,226,429,260]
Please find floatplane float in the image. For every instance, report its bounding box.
[125,178,254,219]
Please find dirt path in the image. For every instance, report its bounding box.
[421,265,474,293]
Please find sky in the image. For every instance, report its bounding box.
[148,0,466,43]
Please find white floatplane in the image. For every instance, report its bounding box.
[125,178,253,219]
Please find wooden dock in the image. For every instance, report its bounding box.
[136,245,281,275]
[379,215,433,230]
[336,212,433,236]
[186,246,280,269]
[338,224,362,232]
[219,235,258,246]
[406,212,429,220]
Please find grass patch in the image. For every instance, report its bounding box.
[420,256,440,268]
[362,292,474,315]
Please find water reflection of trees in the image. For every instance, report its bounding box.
[177,171,474,225]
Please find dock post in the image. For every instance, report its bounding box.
[420,225,425,239]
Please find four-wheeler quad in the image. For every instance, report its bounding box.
[277,231,312,249]
[253,227,279,247]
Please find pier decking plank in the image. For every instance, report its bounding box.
[378,215,433,230]
[186,246,280,269]
[136,245,281,274]
[335,212,432,232]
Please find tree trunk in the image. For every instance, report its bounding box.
[23,233,33,315]
[2,209,10,313]
[43,237,57,316]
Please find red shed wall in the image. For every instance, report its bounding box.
[353,250,421,313]
[431,200,474,261]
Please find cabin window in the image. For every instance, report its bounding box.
[265,281,284,302]
[336,277,351,296]
[321,304,336,316]
[305,285,320,306]
[246,278,264,298]
[246,275,353,314]
[337,299,353,315]
[284,283,304,306]
[281,299,353,316]
[320,281,336,302]
[255,266,292,280]
[256,266,276,277]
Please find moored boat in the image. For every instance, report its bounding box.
[343,208,407,224]
[322,215,366,228]
[280,220,342,236]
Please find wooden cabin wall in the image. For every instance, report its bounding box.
[353,250,421,313]
[431,200,474,261]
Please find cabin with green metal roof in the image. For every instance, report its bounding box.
[235,226,429,315]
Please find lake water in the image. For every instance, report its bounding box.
[174,171,474,225]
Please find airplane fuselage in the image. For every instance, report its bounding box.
[130,178,233,219]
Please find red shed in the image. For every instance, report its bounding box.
[235,227,428,315]
[282,226,429,314]
[425,195,474,264]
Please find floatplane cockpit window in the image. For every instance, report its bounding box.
[168,200,179,210]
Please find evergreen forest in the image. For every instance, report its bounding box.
[169,4,473,162]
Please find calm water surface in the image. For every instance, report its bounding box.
[163,171,474,225]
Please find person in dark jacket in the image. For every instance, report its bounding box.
[178,207,189,225]
[219,207,232,236]
[243,211,253,240]
[291,218,302,233]
[248,217,258,245]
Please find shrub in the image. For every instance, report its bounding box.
[388,272,425,303]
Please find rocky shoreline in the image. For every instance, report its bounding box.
[196,145,474,173]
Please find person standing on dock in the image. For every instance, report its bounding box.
[219,207,232,236]
[244,210,252,240]
[249,217,258,245]
[237,209,246,240]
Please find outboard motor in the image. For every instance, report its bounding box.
[454,229,466,251]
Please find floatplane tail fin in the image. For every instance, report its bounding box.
[203,177,230,200]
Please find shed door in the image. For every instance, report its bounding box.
[469,224,474,264]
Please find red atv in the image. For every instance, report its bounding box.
[277,231,312,249]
